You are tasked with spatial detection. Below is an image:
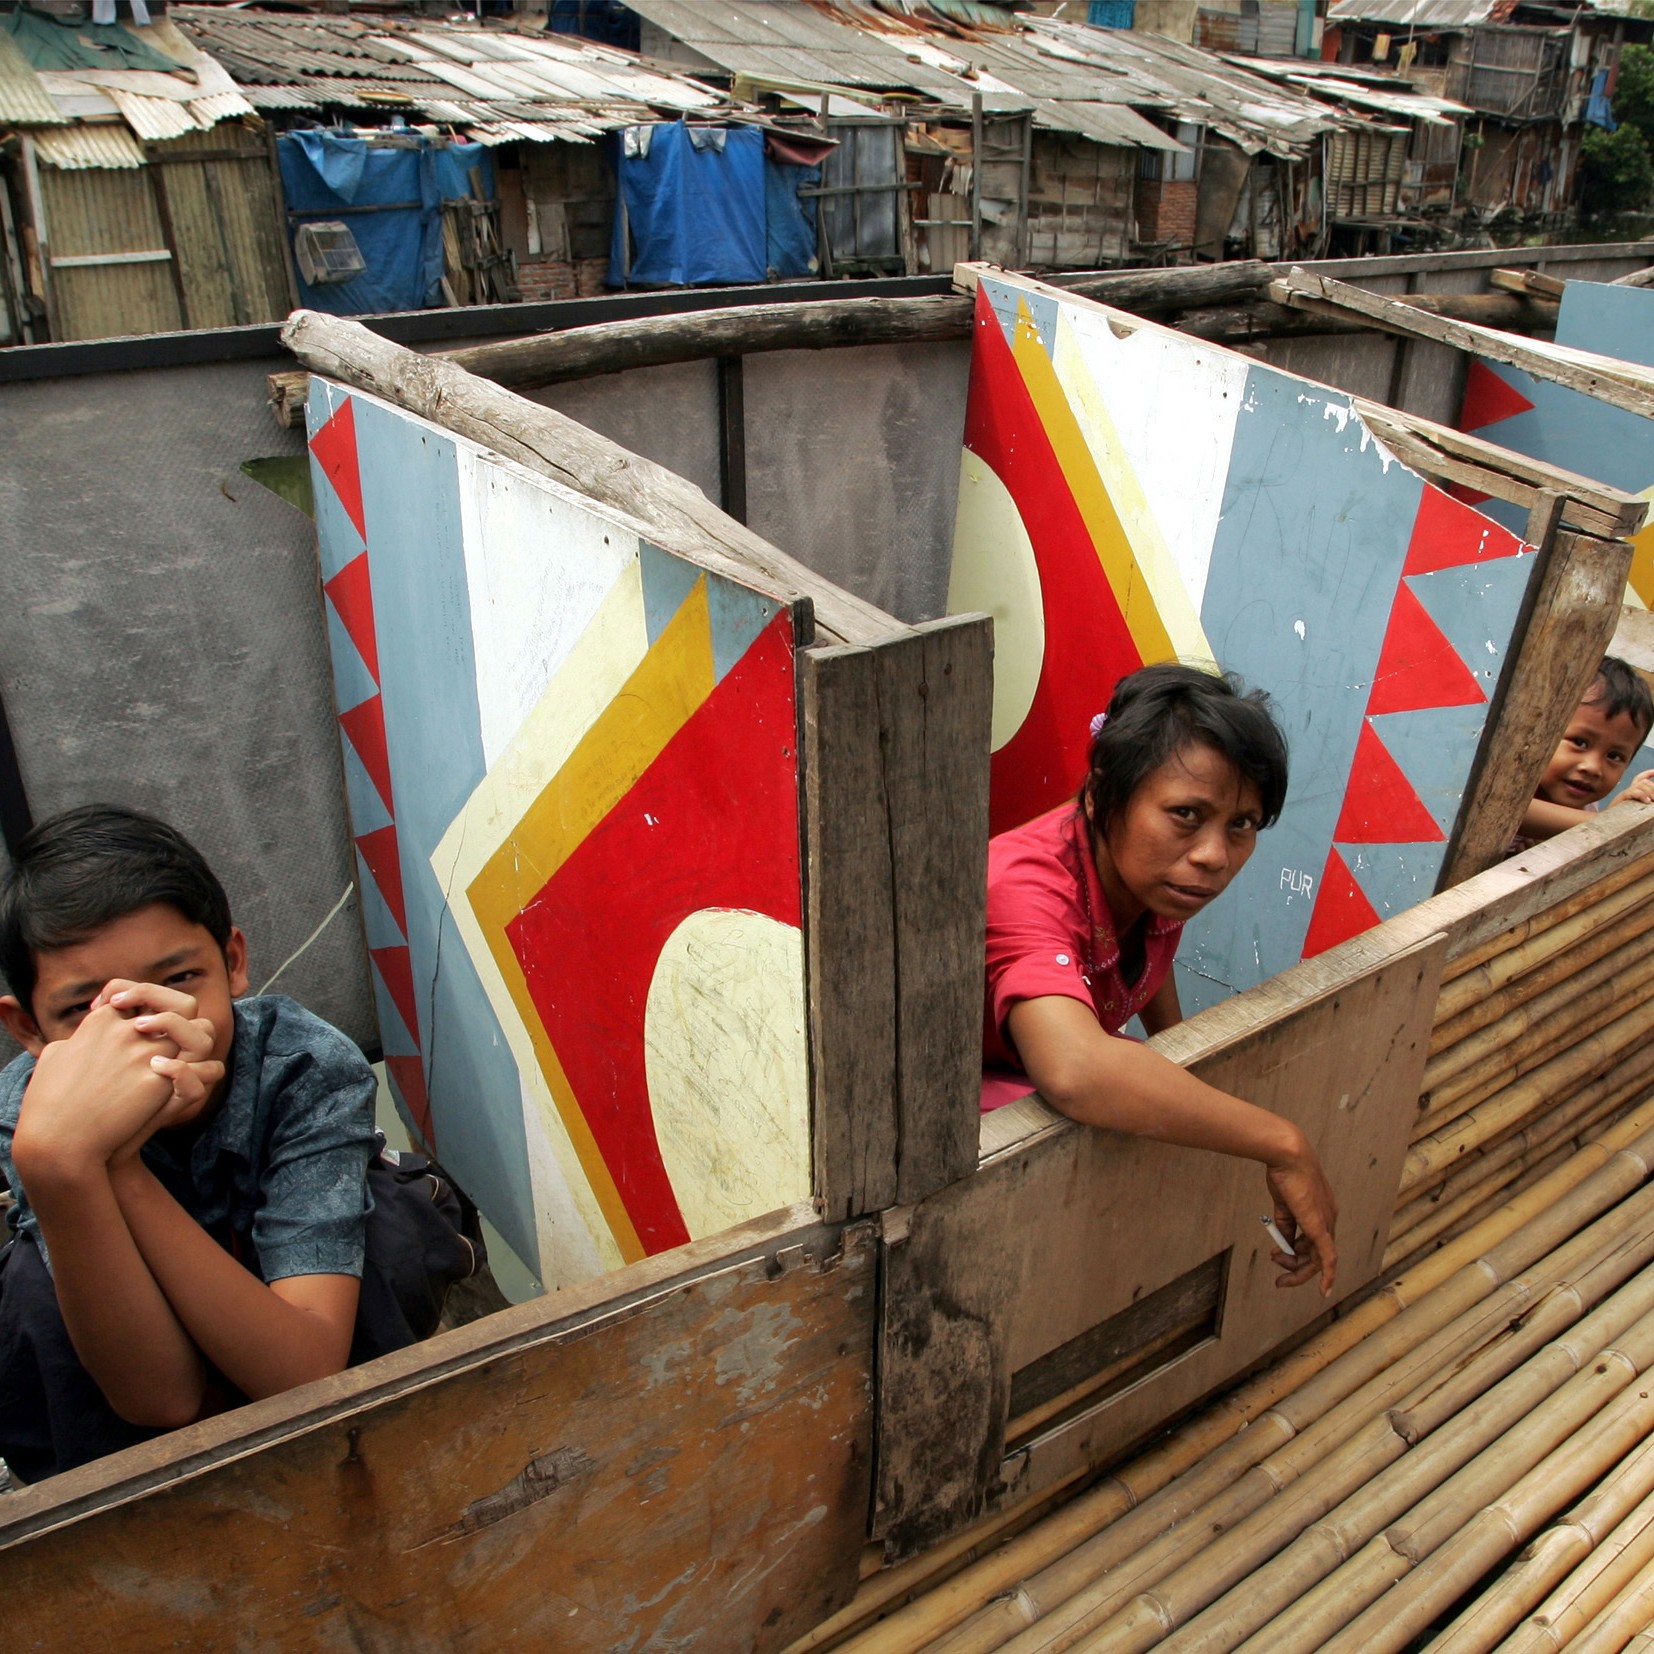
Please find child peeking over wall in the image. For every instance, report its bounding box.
[1512,656,1654,853]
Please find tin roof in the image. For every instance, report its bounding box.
[171,7,731,143]
[1326,0,1527,25]
[29,120,147,167]
[1239,55,1473,121]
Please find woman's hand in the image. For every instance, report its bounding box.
[1264,1137,1338,1297]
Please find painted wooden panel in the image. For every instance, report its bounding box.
[947,270,1536,1015]
[1456,279,1654,609]
[306,380,811,1290]
[0,1210,875,1653]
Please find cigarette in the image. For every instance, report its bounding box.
[1262,1216,1297,1260]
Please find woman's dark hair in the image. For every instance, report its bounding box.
[0,805,232,1014]
[1588,655,1654,741]
[1078,663,1289,834]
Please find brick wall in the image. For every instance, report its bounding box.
[514,255,611,302]
[1134,178,1198,248]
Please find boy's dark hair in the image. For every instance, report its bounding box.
[0,806,232,1014]
[1587,656,1654,740]
[1080,663,1290,834]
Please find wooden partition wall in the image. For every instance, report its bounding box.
[0,306,1646,1647]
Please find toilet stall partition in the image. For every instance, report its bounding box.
[299,333,992,1289]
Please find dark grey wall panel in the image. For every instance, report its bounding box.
[0,360,375,1052]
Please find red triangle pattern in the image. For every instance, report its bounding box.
[385,1054,433,1149]
[309,397,367,542]
[339,694,394,818]
[324,553,380,686]
[355,823,407,938]
[1444,480,1492,508]
[1302,848,1383,958]
[371,944,421,1051]
[1367,582,1487,717]
[1334,722,1447,845]
[1459,359,1535,433]
[1404,484,1520,578]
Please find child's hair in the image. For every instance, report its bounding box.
[0,805,232,1014]
[1080,663,1290,833]
[1587,655,1654,740]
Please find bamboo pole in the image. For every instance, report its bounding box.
[1437,868,1654,1015]
[1403,1005,1654,1194]
[1424,926,1654,1093]
[1564,1554,1654,1654]
[1053,1249,1654,1654]
[832,1123,1654,1654]
[1418,954,1654,1128]
[1430,901,1654,1057]
[1231,1303,1654,1654]
[1394,1047,1654,1226]
[1431,1445,1654,1653]
[919,1181,1654,1654]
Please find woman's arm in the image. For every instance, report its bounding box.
[1007,994,1338,1294]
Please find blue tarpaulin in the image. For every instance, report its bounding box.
[609,122,767,288]
[277,130,493,315]
[765,158,819,279]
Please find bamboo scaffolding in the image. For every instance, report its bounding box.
[1417,957,1654,1130]
[1423,926,1654,1093]
[1229,1306,1654,1654]
[1436,869,1654,1017]
[834,1122,1654,1654]
[1429,901,1654,1057]
[1054,1252,1654,1654]
[1430,1442,1654,1653]
[901,1164,1654,1654]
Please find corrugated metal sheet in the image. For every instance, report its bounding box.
[107,87,200,141]
[1327,0,1497,25]
[0,26,67,125]
[32,123,147,169]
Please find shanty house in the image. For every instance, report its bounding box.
[1323,0,1627,218]
[0,0,285,343]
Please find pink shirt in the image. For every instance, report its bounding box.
[981,804,1184,1111]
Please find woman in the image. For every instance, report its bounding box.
[983,663,1338,1295]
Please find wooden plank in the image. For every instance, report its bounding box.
[0,1208,876,1652]
[1440,527,1634,886]
[281,310,901,649]
[873,931,1447,1558]
[1490,266,1567,299]
[1269,269,1654,419]
[805,615,993,1221]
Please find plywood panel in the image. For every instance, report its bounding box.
[875,929,1447,1556]
[0,1210,876,1653]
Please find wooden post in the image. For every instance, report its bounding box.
[1440,520,1634,886]
[805,614,994,1220]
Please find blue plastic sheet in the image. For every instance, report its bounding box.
[765,159,819,279]
[277,131,493,316]
[609,122,767,288]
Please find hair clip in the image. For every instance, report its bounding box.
[1089,712,1108,739]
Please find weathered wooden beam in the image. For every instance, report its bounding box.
[805,615,993,1222]
[1269,269,1654,420]
[280,308,902,648]
[1440,524,1634,887]
[1611,264,1654,288]
[1490,266,1567,300]
[1177,291,1560,346]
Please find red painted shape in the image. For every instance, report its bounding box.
[963,290,1144,836]
[385,1054,434,1148]
[309,396,367,542]
[1302,848,1382,958]
[1334,722,1447,845]
[339,694,394,817]
[1444,481,1492,508]
[355,823,408,938]
[324,552,380,686]
[1458,359,1535,434]
[371,944,421,1050]
[507,609,801,1257]
[1367,582,1487,717]
[1403,483,1524,578]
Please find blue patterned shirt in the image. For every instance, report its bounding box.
[0,995,377,1282]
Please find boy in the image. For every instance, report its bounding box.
[0,806,377,1481]
[1516,656,1654,849]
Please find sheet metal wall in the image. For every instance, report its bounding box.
[0,359,375,1051]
